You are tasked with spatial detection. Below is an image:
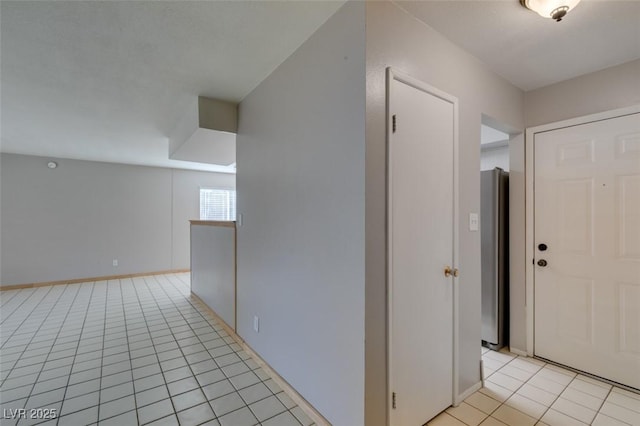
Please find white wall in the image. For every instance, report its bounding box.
[0,153,234,285]
[481,146,509,171]
[508,134,526,353]
[524,59,640,127]
[235,2,365,425]
[365,3,524,424]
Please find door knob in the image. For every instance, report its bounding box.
[537,259,548,267]
[444,266,459,277]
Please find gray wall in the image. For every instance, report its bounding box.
[191,223,236,330]
[365,3,524,424]
[508,134,526,353]
[0,153,234,285]
[235,2,365,425]
[524,59,640,127]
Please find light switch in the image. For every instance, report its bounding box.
[469,213,479,231]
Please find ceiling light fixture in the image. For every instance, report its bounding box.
[520,0,581,21]
[47,161,57,169]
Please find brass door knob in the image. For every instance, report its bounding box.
[444,266,459,278]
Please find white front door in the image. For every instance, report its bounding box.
[388,70,457,425]
[534,112,640,389]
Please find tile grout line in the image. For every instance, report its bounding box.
[0,287,23,309]
[91,278,139,424]
[510,357,572,425]
[592,386,615,425]
[175,273,310,426]
[117,276,142,426]
[118,276,148,419]
[161,273,270,425]
[469,351,639,426]
[144,277,205,421]
[0,287,58,390]
[0,287,42,328]
[481,354,569,425]
[143,274,226,422]
[53,281,100,423]
[156,273,308,425]
[144,274,206,423]
[86,280,108,425]
[65,281,106,418]
[0,285,57,373]
[157,273,280,424]
[149,274,212,415]
[21,283,87,425]
[129,275,179,425]
[12,285,79,402]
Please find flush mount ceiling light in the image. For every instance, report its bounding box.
[47,161,57,169]
[520,0,581,21]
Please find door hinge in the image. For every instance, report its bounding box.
[392,114,397,133]
[392,391,396,409]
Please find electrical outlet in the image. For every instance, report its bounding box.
[112,259,118,267]
[253,316,259,333]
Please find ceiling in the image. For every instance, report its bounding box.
[396,0,640,91]
[1,1,639,172]
[0,1,344,173]
[481,124,509,147]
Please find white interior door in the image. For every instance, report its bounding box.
[388,70,457,425]
[534,112,640,389]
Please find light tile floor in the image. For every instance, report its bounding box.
[429,347,640,426]
[0,273,315,426]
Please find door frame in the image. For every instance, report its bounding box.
[524,104,640,356]
[386,67,460,419]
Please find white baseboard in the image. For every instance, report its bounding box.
[455,381,482,406]
[190,293,331,426]
[509,347,528,357]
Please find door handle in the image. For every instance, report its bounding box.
[537,259,548,267]
[444,266,459,277]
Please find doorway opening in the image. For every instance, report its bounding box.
[481,123,509,172]
[480,119,510,351]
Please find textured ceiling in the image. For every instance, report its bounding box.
[1,1,638,172]
[0,1,345,172]
[396,0,640,91]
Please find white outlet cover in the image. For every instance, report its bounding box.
[469,213,479,231]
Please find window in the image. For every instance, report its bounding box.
[199,188,236,221]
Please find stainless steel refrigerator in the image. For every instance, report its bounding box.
[481,168,509,350]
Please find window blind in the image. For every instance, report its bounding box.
[199,189,236,221]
